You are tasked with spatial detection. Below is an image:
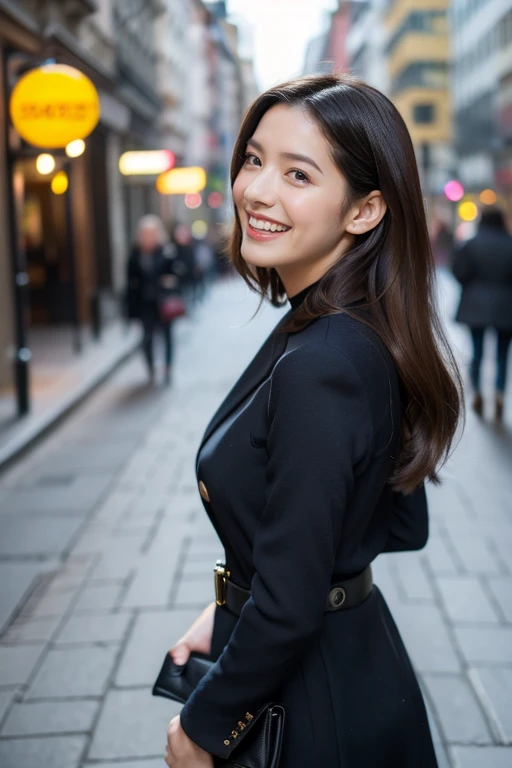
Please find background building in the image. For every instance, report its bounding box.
[302,31,331,75]
[496,3,512,216]
[451,0,512,220]
[0,0,253,424]
[302,1,355,75]
[384,0,452,197]
[346,0,389,92]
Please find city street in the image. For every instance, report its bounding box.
[0,274,511,768]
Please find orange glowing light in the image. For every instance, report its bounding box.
[479,189,497,205]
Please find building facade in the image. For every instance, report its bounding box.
[302,1,355,75]
[346,0,389,93]
[496,3,512,215]
[451,0,512,219]
[0,0,253,421]
[0,0,164,417]
[384,0,452,196]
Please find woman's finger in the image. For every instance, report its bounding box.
[169,641,190,666]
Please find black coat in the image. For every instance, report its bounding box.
[179,308,438,767]
[125,244,182,320]
[452,226,512,331]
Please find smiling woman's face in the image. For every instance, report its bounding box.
[233,103,352,292]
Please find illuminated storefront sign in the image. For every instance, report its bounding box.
[118,150,176,175]
[9,64,100,149]
[156,167,207,195]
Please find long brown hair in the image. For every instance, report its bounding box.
[228,73,462,493]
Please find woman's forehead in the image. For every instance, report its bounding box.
[248,104,335,172]
[251,104,317,142]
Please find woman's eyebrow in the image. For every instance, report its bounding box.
[246,138,323,174]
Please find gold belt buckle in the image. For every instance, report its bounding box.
[214,560,230,606]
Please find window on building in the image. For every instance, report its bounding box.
[391,62,448,95]
[386,10,446,55]
[413,104,436,124]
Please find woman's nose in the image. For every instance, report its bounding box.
[243,171,277,208]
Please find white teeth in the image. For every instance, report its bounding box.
[249,216,288,232]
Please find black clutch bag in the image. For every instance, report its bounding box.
[152,652,285,768]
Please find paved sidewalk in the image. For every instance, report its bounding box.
[0,275,511,768]
[0,319,142,469]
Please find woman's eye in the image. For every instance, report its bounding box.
[244,153,261,166]
[289,169,310,184]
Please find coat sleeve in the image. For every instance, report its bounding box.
[383,484,429,552]
[127,249,137,285]
[180,342,373,759]
[125,251,140,320]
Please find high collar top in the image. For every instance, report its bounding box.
[288,279,321,310]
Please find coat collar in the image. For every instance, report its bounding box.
[196,309,292,463]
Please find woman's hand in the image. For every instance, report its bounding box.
[169,601,216,665]
[165,715,214,767]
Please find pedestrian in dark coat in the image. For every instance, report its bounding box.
[452,206,512,421]
[126,215,182,385]
[171,224,198,305]
[163,74,462,768]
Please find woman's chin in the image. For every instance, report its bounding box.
[241,242,287,270]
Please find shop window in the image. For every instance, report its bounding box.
[414,103,436,124]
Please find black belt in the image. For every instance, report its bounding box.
[214,561,373,618]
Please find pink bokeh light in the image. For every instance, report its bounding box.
[444,180,464,202]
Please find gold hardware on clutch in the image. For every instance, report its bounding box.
[231,730,239,739]
[238,721,246,730]
[214,560,230,606]
[224,740,230,746]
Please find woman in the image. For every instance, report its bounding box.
[452,206,512,422]
[164,75,462,768]
[127,215,181,385]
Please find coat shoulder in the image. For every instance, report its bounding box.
[283,313,398,393]
[275,313,401,449]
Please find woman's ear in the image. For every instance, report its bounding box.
[345,191,387,235]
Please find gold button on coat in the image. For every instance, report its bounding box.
[198,480,210,502]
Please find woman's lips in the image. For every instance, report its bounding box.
[246,220,290,241]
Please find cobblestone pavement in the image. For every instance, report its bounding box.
[0,274,511,768]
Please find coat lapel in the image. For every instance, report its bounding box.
[196,310,292,460]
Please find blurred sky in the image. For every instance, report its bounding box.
[227,0,338,91]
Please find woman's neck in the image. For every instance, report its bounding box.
[277,236,353,299]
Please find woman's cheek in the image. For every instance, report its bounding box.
[232,173,247,207]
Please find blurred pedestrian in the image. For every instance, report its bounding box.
[211,222,232,278]
[431,216,453,268]
[171,223,197,306]
[194,239,214,300]
[164,74,461,768]
[126,215,183,385]
[452,206,512,421]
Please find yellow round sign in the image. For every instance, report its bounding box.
[9,64,100,149]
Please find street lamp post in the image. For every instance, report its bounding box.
[2,45,30,416]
